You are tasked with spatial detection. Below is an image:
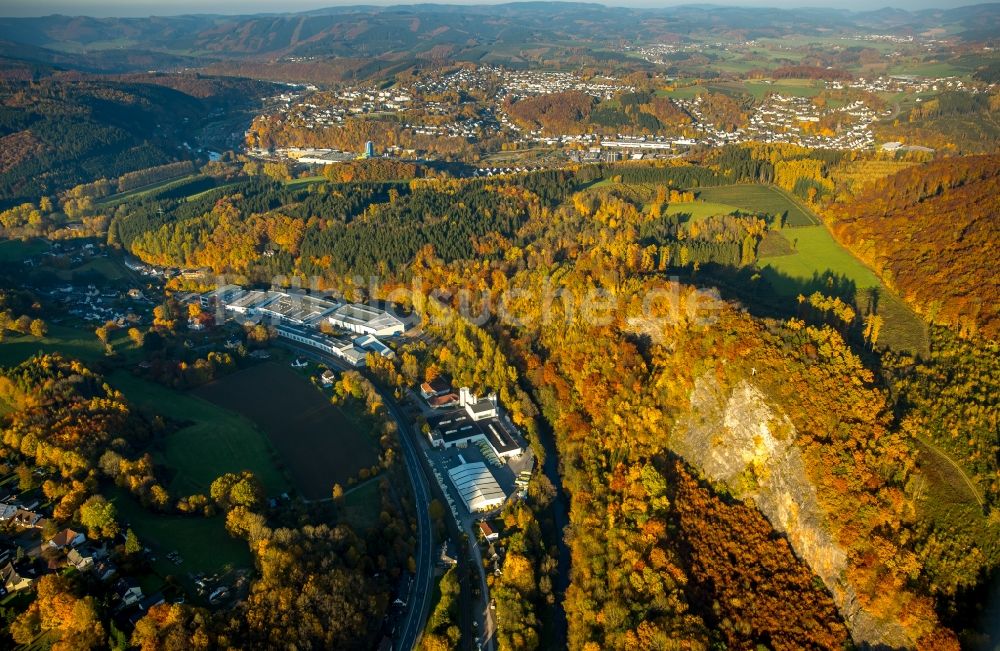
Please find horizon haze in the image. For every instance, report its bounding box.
[0,0,991,17]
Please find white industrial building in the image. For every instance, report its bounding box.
[200,284,244,310]
[224,290,273,315]
[199,285,404,367]
[275,324,367,367]
[353,333,394,358]
[255,292,340,326]
[328,303,405,336]
[427,387,524,459]
[601,139,675,150]
[448,461,507,513]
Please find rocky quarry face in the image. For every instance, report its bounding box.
[672,374,913,649]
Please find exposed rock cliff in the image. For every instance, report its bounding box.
[672,373,913,649]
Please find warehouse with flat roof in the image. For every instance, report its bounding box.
[276,324,367,367]
[200,284,244,310]
[225,290,273,315]
[447,462,507,513]
[426,387,525,458]
[256,292,341,326]
[427,411,524,458]
[328,303,405,336]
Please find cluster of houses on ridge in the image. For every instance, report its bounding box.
[200,285,405,368]
[246,65,637,163]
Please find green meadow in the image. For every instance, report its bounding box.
[694,185,820,226]
[108,370,291,497]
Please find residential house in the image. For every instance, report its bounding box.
[115,578,144,607]
[428,393,459,410]
[1,561,34,593]
[68,546,101,571]
[47,528,85,550]
[479,521,499,543]
[11,509,44,529]
[419,376,452,400]
[93,559,118,582]
[0,504,17,522]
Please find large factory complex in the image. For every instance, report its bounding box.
[201,284,528,516]
[201,285,405,367]
[421,382,528,514]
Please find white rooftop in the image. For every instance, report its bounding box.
[447,462,506,512]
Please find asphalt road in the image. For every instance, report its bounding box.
[277,342,434,651]
[376,379,435,651]
[468,536,497,651]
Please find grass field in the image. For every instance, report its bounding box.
[827,160,915,195]
[108,371,290,497]
[586,180,932,349]
[757,225,881,293]
[285,175,327,188]
[706,79,824,99]
[0,238,49,262]
[339,477,383,532]
[0,324,134,367]
[757,225,928,352]
[55,256,129,282]
[195,362,380,500]
[656,85,707,100]
[96,174,202,206]
[664,200,742,220]
[911,439,999,590]
[888,61,970,78]
[108,485,251,591]
[857,284,929,354]
[693,184,820,226]
[185,181,240,202]
[744,79,824,98]
[185,175,324,203]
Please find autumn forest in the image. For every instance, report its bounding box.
[0,3,998,651]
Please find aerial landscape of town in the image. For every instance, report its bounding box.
[0,1,996,650]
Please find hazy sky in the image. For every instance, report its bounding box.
[0,0,986,17]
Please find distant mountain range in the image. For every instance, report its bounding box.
[0,3,996,72]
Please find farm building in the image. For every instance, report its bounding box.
[328,303,405,336]
[448,462,507,513]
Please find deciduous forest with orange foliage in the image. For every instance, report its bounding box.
[0,139,997,650]
[0,4,998,650]
[827,154,1000,339]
